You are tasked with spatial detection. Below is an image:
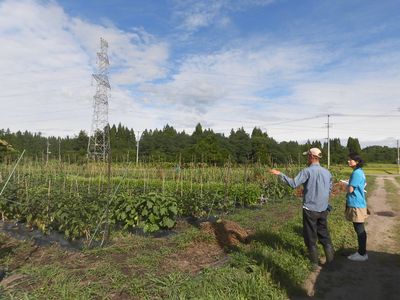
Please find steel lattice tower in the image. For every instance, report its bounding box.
[87,37,111,160]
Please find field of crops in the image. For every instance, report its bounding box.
[0,159,362,299]
[0,160,310,242]
[361,163,400,175]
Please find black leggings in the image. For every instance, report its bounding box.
[353,222,367,255]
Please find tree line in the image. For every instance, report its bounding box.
[0,124,398,165]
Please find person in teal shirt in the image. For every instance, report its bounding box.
[345,153,368,262]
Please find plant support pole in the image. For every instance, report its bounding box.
[397,139,399,175]
[0,150,26,197]
[101,125,112,247]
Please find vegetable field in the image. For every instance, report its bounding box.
[0,161,298,241]
[0,159,357,299]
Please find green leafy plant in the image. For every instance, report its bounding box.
[134,192,178,233]
[113,193,139,229]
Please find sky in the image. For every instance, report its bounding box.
[1,0,399,147]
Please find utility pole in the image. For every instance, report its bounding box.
[327,114,330,169]
[136,131,141,165]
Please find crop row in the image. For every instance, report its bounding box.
[0,175,294,240]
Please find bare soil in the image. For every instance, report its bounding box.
[297,175,400,300]
[0,217,250,294]
[162,219,250,273]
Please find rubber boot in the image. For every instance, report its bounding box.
[308,246,319,269]
[323,244,335,264]
[0,269,5,281]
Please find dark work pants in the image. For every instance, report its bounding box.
[303,208,332,249]
[353,222,367,255]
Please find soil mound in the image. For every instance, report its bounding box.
[332,182,347,196]
[200,219,250,248]
[163,219,250,274]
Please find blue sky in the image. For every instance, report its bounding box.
[1,0,399,146]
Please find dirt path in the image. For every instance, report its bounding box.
[297,175,400,300]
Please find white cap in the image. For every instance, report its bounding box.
[302,147,322,158]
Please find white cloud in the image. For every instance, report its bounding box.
[0,0,169,137]
[139,41,328,113]
[0,0,399,147]
[134,32,400,143]
[173,0,275,33]
[173,0,225,32]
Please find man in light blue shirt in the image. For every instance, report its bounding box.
[270,148,334,267]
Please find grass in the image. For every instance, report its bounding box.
[366,175,378,195]
[329,163,400,178]
[1,191,357,299]
[383,178,400,249]
[362,163,400,175]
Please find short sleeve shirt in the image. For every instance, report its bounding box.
[346,168,366,208]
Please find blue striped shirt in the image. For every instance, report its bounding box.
[279,163,332,212]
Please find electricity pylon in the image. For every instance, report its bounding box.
[87,37,111,161]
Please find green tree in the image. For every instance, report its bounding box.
[363,146,397,163]
[229,128,251,163]
[323,138,347,164]
[279,140,301,165]
[346,137,361,155]
[189,131,229,164]
[250,127,270,164]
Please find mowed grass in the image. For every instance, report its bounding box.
[1,193,356,299]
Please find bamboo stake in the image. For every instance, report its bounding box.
[162,169,165,194]
[0,150,25,197]
[143,168,146,194]
[200,164,203,199]
[75,178,79,195]
[25,180,29,202]
[190,167,193,192]
[48,178,51,198]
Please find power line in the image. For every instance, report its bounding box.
[332,113,400,118]
[3,74,91,87]
[263,115,325,126]
[0,84,91,98]
[0,65,92,78]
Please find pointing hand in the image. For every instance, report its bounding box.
[270,169,281,175]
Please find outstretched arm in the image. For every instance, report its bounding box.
[270,169,308,189]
